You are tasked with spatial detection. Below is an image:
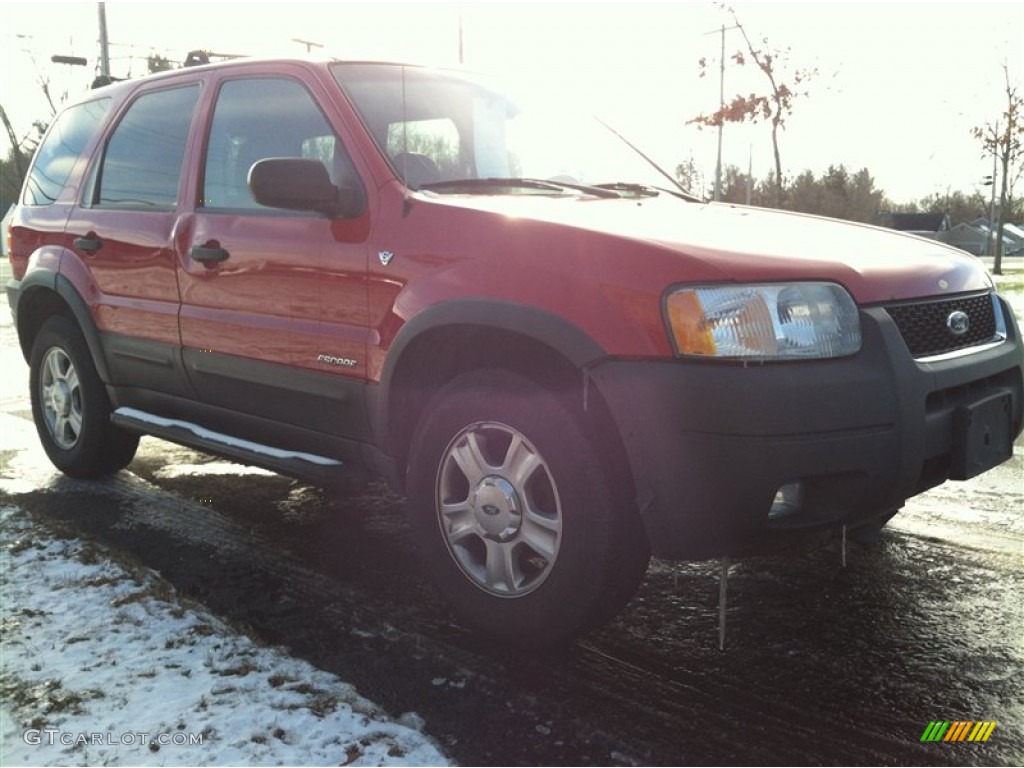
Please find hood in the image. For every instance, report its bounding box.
[422,192,992,305]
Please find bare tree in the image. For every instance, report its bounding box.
[689,7,814,208]
[0,42,87,204]
[674,157,707,198]
[973,65,1024,275]
[0,105,28,180]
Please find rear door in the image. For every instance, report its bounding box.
[176,68,372,442]
[65,82,202,397]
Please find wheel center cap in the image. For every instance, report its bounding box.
[51,381,71,417]
[471,476,522,542]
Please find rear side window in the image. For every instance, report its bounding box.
[93,85,200,209]
[23,98,110,206]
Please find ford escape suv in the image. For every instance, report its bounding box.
[7,58,1023,647]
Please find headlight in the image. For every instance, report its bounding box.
[664,283,861,360]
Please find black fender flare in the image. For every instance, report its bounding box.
[371,298,609,455]
[13,269,112,384]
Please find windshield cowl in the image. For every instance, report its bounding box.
[416,178,703,203]
[419,177,621,198]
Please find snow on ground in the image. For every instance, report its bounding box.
[0,505,450,767]
[151,461,277,479]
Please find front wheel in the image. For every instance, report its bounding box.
[405,369,649,648]
[29,315,139,478]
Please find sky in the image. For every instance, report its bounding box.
[1,0,1022,204]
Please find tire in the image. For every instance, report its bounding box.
[29,315,139,478]
[405,369,649,648]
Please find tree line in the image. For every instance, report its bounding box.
[674,158,1020,228]
[0,138,1014,232]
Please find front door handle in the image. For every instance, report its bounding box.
[191,243,230,265]
[73,235,103,254]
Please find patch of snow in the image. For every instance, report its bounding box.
[0,413,37,452]
[152,462,277,480]
[0,506,450,767]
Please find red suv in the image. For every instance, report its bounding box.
[7,58,1023,647]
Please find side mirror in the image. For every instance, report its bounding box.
[248,158,361,217]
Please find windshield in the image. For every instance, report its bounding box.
[332,63,690,198]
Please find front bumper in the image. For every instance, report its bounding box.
[589,296,1023,560]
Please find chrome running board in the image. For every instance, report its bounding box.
[112,407,343,481]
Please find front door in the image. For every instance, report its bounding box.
[177,73,371,442]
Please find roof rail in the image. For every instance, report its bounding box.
[90,75,123,89]
[183,50,246,67]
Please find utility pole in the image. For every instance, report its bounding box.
[458,7,464,65]
[704,23,739,202]
[97,2,110,79]
[715,25,725,201]
[987,121,998,257]
[292,38,323,53]
[746,143,752,205]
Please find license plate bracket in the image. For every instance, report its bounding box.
[950,391,1013,480]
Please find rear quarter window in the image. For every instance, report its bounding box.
[22,98,110,206]
[92,85,200,210]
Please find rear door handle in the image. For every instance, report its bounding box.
[73,235,103,254]
[190,244,230,265]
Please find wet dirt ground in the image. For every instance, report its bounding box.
[2,426,1021,766]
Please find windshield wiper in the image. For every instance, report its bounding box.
[419,177,621,198]
[593,182,702,202]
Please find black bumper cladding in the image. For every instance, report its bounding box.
[589,294,1023,560]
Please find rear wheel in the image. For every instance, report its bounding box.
[405,369,649,648]
[29,315,139,478]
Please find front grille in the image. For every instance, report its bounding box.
[886,292,998,358]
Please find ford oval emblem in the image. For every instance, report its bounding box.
[946,310,969,336]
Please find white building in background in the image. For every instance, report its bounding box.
[948,218,1024,256]
[1,205,14,262]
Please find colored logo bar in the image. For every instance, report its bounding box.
[920,721,997,742]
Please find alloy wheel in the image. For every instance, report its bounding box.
[435,421,562,597]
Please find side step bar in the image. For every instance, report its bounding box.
[112,407,344,482]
